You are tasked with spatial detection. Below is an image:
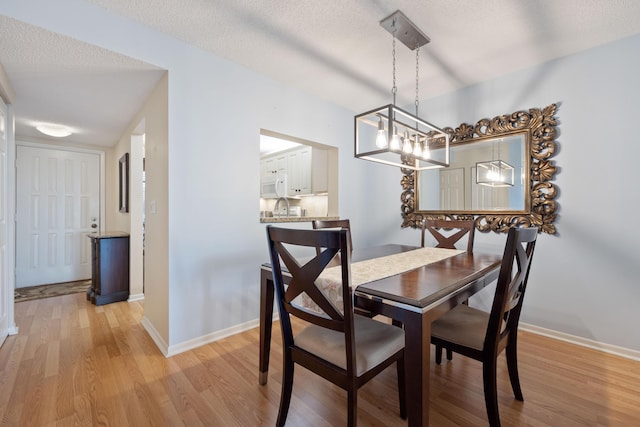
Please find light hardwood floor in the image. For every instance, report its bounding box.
[1,293,638,426]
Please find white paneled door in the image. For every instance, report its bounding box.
[0,97,8,346]
[16,145,100,288]
[439,168,465,210]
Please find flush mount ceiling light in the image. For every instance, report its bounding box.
[36,123,73,138]
[354,10,449,171]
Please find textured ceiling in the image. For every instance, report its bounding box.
[83,0,640,109]
[2,0,640,146]
[0,16,165,146]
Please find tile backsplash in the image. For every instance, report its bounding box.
[260,195,328,217]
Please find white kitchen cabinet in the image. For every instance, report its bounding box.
[260,158,270,178]
[260,153,288,196]
[261,153,287,177]
[287,147,309,195]
[260,145,327,196]
[260,157,271,177]
[287,146,327,196]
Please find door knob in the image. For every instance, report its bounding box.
[91,224,97,229]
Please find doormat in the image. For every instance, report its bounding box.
[14,279,91,303]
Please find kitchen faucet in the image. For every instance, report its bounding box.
[274,197,289,217]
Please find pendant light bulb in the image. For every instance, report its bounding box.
[375,118,388,148]
[422,140,431,159]
[487,167,497,182]
[389,126,401,150]
[412,135,422,157]
[402,131,413,154]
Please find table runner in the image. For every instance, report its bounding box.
[298,247,464,313]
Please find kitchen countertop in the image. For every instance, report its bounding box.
[88,231,130,239]
[260,216,339,224]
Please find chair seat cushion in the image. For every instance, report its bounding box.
[431,305,489,351]
[295,315,404,376]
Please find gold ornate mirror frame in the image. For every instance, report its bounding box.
[401,103,559,234]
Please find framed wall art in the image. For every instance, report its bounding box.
[119,153,129,213]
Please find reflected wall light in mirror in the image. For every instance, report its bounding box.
[476,137,515,187]
[401,103,559,234]
[476,160,515,187]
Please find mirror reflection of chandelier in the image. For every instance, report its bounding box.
[354,10,450,171]
[476,138,515,187]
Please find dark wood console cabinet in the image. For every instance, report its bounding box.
[86,232,130,306]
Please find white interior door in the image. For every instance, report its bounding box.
[16,145,100,288]
[0,97,9,346]
[439,168,465,210]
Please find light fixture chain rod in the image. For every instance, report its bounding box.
[392,29,397,105]
[415,46,420,130]
[415,47,420,115]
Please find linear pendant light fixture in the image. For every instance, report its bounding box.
[476,160,515,187]
[354,10,449,171]
[476,138,515,187]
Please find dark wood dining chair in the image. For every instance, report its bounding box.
[421,218,477,336]
[430,226,539,427]
[421,218,476,253]
[312,219,352,254]
[313,219,377,319]
[266,225,406,427]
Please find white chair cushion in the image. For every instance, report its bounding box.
[431,305,489,351]
[295,315,405,376]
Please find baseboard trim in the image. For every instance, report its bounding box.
[166,318,261,357]
[162,314,280,358]
[128,293,144,302]
[520,323,640,362]
[144,315,639,362]
[141,315,169,357]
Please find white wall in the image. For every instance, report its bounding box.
[1,0,370,352]
[401,33,640,352]
[3,0,639,354]
[165,51,358,351]
[111,75,168,340]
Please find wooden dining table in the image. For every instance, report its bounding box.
[259,244,502,427]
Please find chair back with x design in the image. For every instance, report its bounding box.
[421,218,476,253]
[266,225,406,426]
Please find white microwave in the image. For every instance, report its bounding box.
[261,173,288,198]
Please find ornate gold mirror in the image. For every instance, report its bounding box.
[401,103,559,234]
